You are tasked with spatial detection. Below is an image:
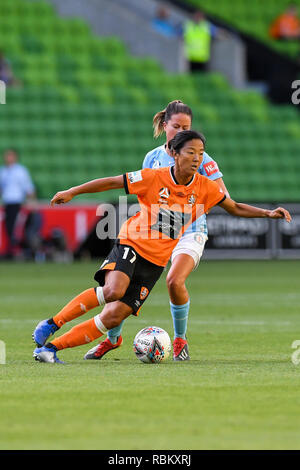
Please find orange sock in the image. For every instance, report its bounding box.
[51,317,103,350]
[53,288,99,327]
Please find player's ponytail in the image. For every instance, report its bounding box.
[168,130,206,154]
[153,109,166,139]
[153,100,193,139]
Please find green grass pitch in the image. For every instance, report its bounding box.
[0,259,300,450]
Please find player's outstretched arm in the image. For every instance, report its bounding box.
[219,198,292,222]
[215,177,230,198]
[51,175,124,206]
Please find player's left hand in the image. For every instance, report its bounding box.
[268,207,292,222]
[51,190,73,206]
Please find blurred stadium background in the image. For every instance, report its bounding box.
[0,0,299,260]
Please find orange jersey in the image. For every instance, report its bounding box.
[269,14,300,38]
[118,167,225,267]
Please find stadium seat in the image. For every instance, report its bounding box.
[184,0,300,58]
[0,0,299,201]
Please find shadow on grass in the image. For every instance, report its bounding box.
[13,357,292,368]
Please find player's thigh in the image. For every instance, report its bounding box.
[94,242,137,297]
[122,255,164,315]
[104,270,131,298]
[171,232,208,272]
[167,253,195,288]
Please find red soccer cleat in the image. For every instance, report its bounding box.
[84,336,123,360]
[173,337,190,361]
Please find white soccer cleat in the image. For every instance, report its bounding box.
[33,345,64,363]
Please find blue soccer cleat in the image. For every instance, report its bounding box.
[33,345,64,364]
[32,319,60,347]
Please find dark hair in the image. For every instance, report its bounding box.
[153,100,193,138]
[168,130,206,153]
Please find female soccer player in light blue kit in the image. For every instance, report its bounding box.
[85,100,230,361]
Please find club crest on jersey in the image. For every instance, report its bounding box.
[152,159,161,169]
[140,286,149,300]
[188,194,197,206]
[194,233,206,244]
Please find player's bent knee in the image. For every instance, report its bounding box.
[106,310,123,328]
[99,304,127,329]
[166,274,186,293]
[104,284,127,303]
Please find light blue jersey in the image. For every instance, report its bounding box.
[143,145,223,236]
[0,163,34,204]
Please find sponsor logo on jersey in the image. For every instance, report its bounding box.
[159,187,170,199]
[158,187,170,203]
[128,170,143,183]
[151,207,191,240]
[203,161,219,176]
[140,286,149,300]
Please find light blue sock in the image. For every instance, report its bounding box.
[107,320,124,344]
[170,300,190,340]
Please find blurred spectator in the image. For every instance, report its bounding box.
[0,149,35,258]
[183,10,224,72]
[152,5,182,38]
[22,202,45,262]
[269,3,300,40]
[45,228,73,263]
[0,49,21,87]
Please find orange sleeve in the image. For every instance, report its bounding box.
[123,168,154,197]
[204,178,226,212]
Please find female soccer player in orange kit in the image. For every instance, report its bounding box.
[32,130,291,363]
[87,100,230,361]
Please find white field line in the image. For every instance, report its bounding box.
[0,318,293,326]
[1,293,299,303]
[138,319,292,326]
[149,293,300,302]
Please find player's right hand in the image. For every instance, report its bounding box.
[268,207,292,222]
[51,190,73,206]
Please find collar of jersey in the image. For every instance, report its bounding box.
[169,166,195,187]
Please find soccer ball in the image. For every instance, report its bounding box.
[133,326,171,363]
